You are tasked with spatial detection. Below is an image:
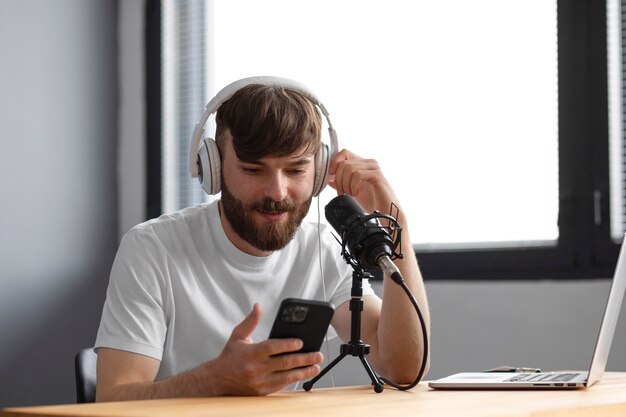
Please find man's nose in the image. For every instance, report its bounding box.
[264,172,289,201]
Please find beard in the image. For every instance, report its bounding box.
[220,179,312,252]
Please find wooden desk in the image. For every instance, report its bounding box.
[3,372,626,417]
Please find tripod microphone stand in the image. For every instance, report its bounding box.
[302,266,385,393]
[307,195,429,393]
[304,202,404,393]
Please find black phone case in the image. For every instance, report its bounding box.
[268,298,335,353]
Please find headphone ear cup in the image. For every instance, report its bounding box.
[312,143,330,197]
[197,138,222,195]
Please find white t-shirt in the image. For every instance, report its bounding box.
[95,200,374,379]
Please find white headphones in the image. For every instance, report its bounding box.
[189,76,339,196]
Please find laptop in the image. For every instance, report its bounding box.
[429,238,626,390]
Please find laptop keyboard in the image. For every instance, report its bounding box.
[505,372,581,383]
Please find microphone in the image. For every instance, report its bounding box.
[325,195,403,283]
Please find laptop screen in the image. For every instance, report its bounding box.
[587,235,626,385]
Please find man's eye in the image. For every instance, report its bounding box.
[288,169,306,175]
[243,167,260,174]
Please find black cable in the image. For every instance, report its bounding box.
[378,271,429,391]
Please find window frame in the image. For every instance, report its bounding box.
[145,0,622,280]
[146,0,162,221]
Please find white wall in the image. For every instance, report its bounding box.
[0,0,119,407]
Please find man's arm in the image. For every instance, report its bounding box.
[329,149,430,383]
[96,348,186,401]
[96,304,324,401]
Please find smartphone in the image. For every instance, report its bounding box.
[268,298,335,353]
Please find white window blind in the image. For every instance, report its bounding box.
[162,0,211,213]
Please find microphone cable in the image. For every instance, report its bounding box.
[378,269,429,391]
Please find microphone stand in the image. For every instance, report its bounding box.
[306,199,429,392]
[302,265,385,393]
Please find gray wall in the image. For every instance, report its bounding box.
[425,279,626,379]
[0,0,119,407]
[317,279,626,388]
[0,0,625,408]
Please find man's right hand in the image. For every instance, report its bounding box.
[96,304,324,401]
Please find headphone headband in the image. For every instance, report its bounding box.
[189,76,337,180]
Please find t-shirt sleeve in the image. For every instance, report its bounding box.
[94,227,169,361]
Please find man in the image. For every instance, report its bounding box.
[95,82,429,400]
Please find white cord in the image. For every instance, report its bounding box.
[317,196,328,303]
[317,196,335,388]
[294,196,335,392]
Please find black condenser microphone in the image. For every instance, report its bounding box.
[325,195,403,282]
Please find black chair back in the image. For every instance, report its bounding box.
[75,348,97,403]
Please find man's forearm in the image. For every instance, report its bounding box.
[97,361,217,401]
[376,220,431,382]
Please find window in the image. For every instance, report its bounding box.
[148,0,623,279]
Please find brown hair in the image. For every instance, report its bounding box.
[215,84,322,162]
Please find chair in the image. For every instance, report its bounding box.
[75,348,97,403]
